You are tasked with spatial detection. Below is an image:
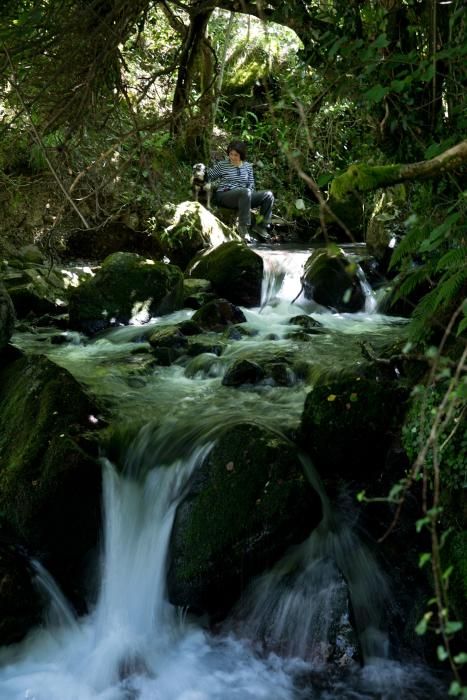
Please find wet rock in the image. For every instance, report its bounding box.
[184,353,223,379]
[192,298,246,331]
[16,244,46,265]
[224,324,258,340]
[176,319,203,336]
[68,252,184,334]
[300,373,408,477]
[301,248,365,313]
[0,282,15,351]
[189,241,263,307]
[148,326,188,365]
[222,359,265,386]
[0,355,102,611]
[168,423,322,617]
[266,362,296,387]
[187,336,224,357]
[151,201,239,269]
[148,326,188,350]
[289,315,324,333]
[1,263,69,319]
[183,278,216,310]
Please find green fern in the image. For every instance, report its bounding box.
[389,221,428,269]
[391,265,431,303]
[436,247,467,272]
[434,268,467,309]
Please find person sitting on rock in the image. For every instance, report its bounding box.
[207,140,274,241]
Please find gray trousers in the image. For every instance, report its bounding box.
[214,187,274,226]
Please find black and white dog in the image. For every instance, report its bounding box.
[191,163,212,209]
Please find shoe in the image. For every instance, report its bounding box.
[237,224,250,237]
[251,224,271,241]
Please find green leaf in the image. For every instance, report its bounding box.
[419,213,460,253]
[445,620,463,635]
[371,34,389,49]
[437,645,449,661]
[363,84,388,103]
[453,653,467,665]
[419,552,431,568]
[457,317,467,337]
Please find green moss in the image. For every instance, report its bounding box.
[300,374,408,474]
[191,241,263,307]
[443,531,467,623]
[330,163,402,200]
[0,355,101,550]
[172,424,316,583]
[402,381,467,489]
[69,252,184,328]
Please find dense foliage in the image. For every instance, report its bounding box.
[0,0,466,691]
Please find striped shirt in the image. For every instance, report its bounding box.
[207,160,256,191]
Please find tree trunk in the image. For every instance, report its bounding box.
[170,10,214,161]
[329,140,467,200]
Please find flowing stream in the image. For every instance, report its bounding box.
[0,245,446,699]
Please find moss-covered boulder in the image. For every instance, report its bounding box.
[68,252,184,334]
[1,260,70,319]
[300,374,408,477]
[182,277,215,309]
[189,241,263,307]
[0,282,15,350]
[192,298,246,331]
[0,355,102,610]
[301,247,366,312]
[168,423,322,616]
[150,201,239,269]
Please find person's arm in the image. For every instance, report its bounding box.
[247,163,255,190]
[207,162,222,181]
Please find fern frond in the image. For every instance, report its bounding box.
[391,267,430,303]
[437,247,467,272]
[435,269,467,309]
[389,225,428,270]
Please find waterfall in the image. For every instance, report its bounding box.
[32,560,78,631]
[258,247,377,313]
[1,246,445,699]
[231,455,390,665]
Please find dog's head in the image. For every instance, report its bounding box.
[192,163,207,180]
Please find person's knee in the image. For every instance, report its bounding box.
[265,190,274,204]
[238,188,252,202]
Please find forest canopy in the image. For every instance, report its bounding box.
[0,1,466,693]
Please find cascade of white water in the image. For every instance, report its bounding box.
[233,456,391,665]
[32,560,78,630]
[1,246,445,700]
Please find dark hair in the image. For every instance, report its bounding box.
[227,140,247,161]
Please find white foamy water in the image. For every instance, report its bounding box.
[3,246,445,699]
[0,439,301,700]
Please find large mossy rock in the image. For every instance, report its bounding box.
[0,259,70,319]
[151,201,239,269]
[301,248,366,312]
[300,374,408,477]
[189,241,263,307]
[0,355,102,614]
[68,252,184,333]
[168,423,322,617]
[0,282,15,350]
[192,298,246,331]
